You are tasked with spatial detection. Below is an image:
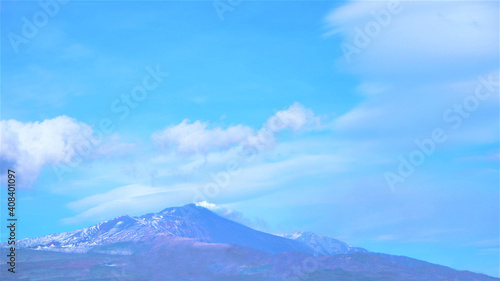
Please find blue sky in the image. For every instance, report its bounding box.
[1,0,499,277]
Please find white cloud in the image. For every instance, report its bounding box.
[152,119,253,155]
[264,102,319,132]
[0,116,131,185]
[195,201,269,230]
[1,116,95,184]
[195,201,242,221]
[152,102,320,156]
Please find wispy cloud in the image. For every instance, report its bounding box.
[325,0,499,80]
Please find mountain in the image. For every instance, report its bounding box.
[280,231,367,255]
[1,204,498,281]
[11,204,314,255]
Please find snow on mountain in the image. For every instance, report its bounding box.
[3,204,316,255]
[280,231,367,255]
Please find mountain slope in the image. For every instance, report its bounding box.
[281,231,367,255]
[1,241,498,281]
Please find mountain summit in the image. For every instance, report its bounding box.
[11,204,323,255]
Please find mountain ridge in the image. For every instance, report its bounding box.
[4,204,355,256]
